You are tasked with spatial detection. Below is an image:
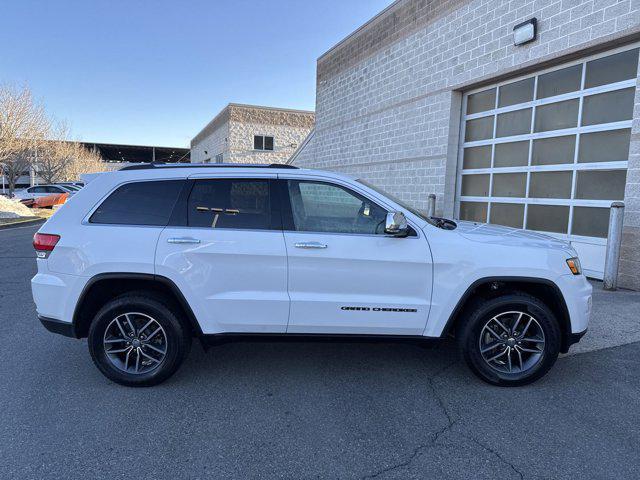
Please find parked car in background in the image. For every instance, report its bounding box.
[13,184,77,201]
[56,183,83,190]
[21,192,69,209]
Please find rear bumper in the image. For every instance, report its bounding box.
[38,316,76,338]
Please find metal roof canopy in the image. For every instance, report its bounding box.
[83,143,191,164]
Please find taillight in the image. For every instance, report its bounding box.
[33,233,60,258]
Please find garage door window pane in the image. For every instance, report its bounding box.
[494,141,529,167]
[532,135,575,165]
[572,207,610,238]
[496,108,531,137]
[585,49,639,89]
[529,171,573,198]
[526,205,569,233]
[463,146,492,169]
[582,88,635,126]
[460,202,487,222]
[467,88,496,114]
[492,173,526,197]
[537,64,582,99]
[579,129,631,163]
[498,78,535,107]
[534,99,579,132]
[465,116,494,141]
[575,170,627,200]
[461,174,490,196]
[490,203,524,228]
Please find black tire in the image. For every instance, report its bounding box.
[88,293,192,387]
[458,293,561,387]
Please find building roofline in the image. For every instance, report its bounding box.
[191,104,232,146]
[192,103,315,146]
[227,103,315,115]
[318,0,403,62]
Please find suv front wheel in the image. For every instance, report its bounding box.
[459,293,561,386]
[88,293,191,387]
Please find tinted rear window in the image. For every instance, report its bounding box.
[188,179,272,230]
[90,180,184,226]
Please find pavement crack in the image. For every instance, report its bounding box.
[468,437,525,480]
[361,360,459,479]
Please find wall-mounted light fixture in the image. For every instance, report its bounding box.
[513,18,537,46]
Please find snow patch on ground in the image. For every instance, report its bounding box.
[0,196,33,218]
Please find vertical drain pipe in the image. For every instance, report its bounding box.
[603,202,625,291]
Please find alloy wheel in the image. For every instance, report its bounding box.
[103,312,167,374]
[478,311,545,374]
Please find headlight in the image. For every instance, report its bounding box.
[566,257,582,275]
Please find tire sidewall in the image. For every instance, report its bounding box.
[461,295,561,387]
[88,295,189,387]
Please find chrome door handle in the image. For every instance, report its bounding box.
[294,241,327,249]
[167,237,201,245]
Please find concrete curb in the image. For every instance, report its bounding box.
[0,217,46,230]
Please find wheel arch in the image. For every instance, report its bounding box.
[72,273,202,339]
[441,277,573,353]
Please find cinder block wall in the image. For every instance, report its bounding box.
[293,0,640,289]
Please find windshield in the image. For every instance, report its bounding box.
[356,178,436,225]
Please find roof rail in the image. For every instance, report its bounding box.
[120,162,299,171]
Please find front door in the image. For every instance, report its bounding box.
[156,176,289,334]
[280,178,433,335]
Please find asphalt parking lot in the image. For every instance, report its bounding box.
[1,222,640,479]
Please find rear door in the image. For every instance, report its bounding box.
[156,175,289,334]
[280,177,433,335]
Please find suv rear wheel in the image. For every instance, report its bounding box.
[459,293,561,386]
[88,293,191,387]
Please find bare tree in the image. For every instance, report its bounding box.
[0,85,48,195]
[37,122,77,184]
[61,144,108,181]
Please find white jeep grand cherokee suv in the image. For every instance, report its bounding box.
[31,163,592,387]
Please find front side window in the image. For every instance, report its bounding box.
[188,179,273,230]
[287,180,387,235]
[254,135,274,151]
[90,180,184,226]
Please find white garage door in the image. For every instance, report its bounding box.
[457,45,639,279]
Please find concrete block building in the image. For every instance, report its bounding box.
[191,104,314,165]
[292,0,640,289]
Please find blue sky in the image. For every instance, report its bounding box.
[2,0,393,148]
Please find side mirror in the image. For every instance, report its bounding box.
[385,211,409,237]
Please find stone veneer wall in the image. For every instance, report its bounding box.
[227,105,315,164]
[190,122,229,163]
[191,104,314,165]
[293,0,640,290]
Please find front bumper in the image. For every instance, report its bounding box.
[39,316,76,338]
[569,329,588,345]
